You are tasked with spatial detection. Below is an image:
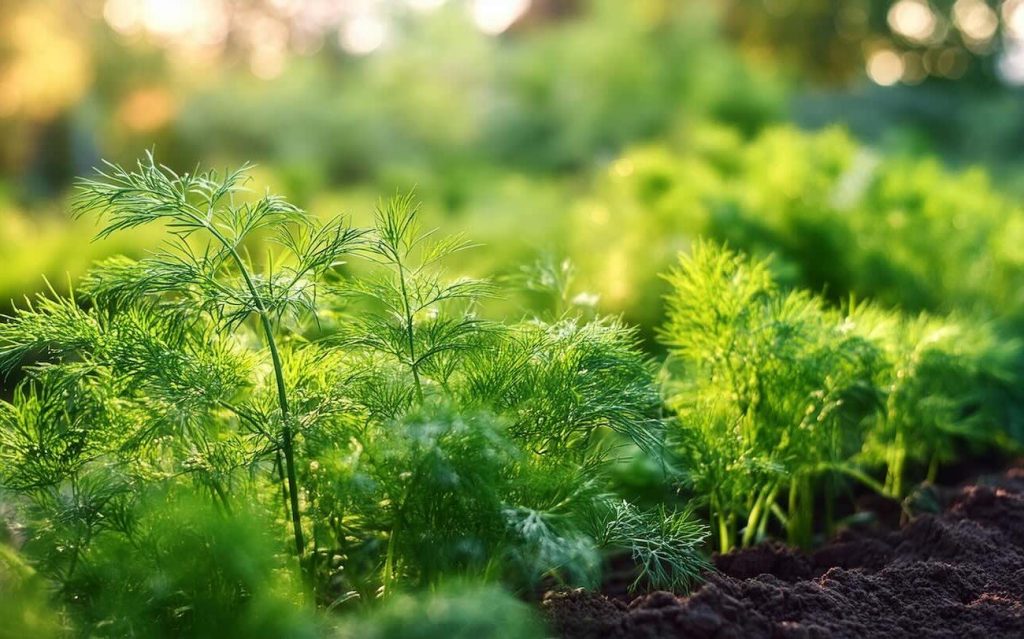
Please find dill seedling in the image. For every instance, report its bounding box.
[660,241,1021,550]
[660,241,883,550]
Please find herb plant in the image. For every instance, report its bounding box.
[660,241,881,550]
[0,156,708,635]
[660,241,1020,551]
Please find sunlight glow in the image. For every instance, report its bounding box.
[471,0,531,35]
[953,0,998,43]
[999,39,1024,84]
[1,5,91,120]
[405,0,448,12]
[339,13,389,55]
[1004,0,1024,38]
[103,0,229,50]
[867,49,905,86]
[887,0,937,43]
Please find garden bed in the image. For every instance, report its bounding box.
[544,462,1024,638]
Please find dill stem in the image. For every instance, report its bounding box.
[926,451,939,484]
[196,212,306,567]
[394,256,423,403]
[741,483,772,547]
[712,493,731,553]
[260,309,306,561]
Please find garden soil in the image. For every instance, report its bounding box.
[543,464,1024,638]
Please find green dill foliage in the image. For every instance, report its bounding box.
[61,489,318,639]
[303,196,708,599]
[0,156,709,633]
[849,305,1020,497]
[660,240,1021,551]
[0,153,365,572]
[660,241,881,550]
[333,582,545,639]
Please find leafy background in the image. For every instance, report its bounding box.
[4,0,1024,637]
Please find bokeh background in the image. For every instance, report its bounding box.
[5,0,1024,341]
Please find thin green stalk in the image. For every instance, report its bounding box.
[196,213,306,564]
[757,485,780,540]
[885,430,905,498]
[741,482,774,548]
[786,475,813,548]
[395,257,423,404]
[711,493,732,554]
[260,311,305,560]
[926,451,940,484]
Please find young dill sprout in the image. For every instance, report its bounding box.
[660,241,1021,550]
[849,305,1020,497]
[660,241,882,550]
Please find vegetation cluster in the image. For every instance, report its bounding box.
[1,150,1021,637]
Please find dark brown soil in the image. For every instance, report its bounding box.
[544,466,1024,639]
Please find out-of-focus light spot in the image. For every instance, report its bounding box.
[471,0,531,35]
[103,0,229,51]
[118,87,176,131]
[243,13,289,77]
[571,292,600,308]
[406,0,447,12]
[1005,0,1024,37]
[140,0,200,38]
[887,0,937,43]
[103,0,141,34]
[589,206,609,225]
[998,37,1024,84]
[953,0,998,42]
[867,49,905,85]
[339,13,388,55]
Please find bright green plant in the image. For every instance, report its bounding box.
[1,153,365,572]
[300,196,708,599]
[60,488,318,639]
[332,582,545,639]
[660,241,1022,551]
[660,242,884,551]
[849,306,1020,497]
[572,125,1024,335]
[0,156,708,633]
[0,537,59,639]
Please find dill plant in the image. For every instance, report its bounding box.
[848,306,1019,497]
[660,242,882,550]
[302,195,708,598]
[660,241,1021,552]
[0,156,708,632]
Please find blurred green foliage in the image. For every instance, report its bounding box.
[571,125,1024,334]
[332,582,545,639]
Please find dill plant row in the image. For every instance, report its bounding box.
[660,241,1019,552]
[0,156,708,634]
